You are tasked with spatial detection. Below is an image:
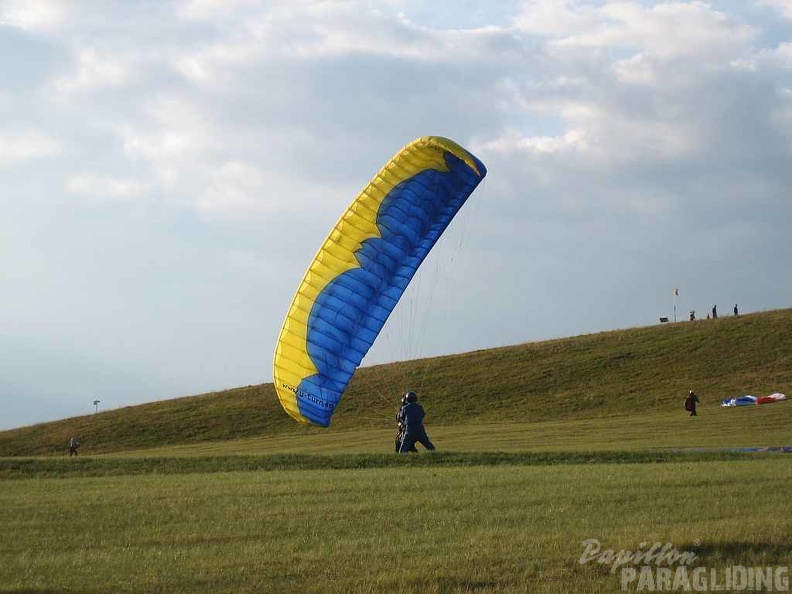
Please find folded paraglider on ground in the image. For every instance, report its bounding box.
[720,392,787,407]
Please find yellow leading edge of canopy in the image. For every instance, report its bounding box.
[273,136,483,425]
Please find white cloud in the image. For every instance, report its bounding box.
[513,0,600,37]
[730,58,757,72]
[176,0,262,21]
[0,131,61,161]
[757,0,792,21]
[516,1,755,60]
[482,98,694,163]
[122,129,199,163]
[0,0,62,31]
[196,160,348,221]
[106,94,336,219]
[589,108,696,159]
[53,49,134,94]
[612,53,656,84]
[482,128,588,154]
[756,41,792,68]
[599,2,753,59]
[65,174,146,201]
[171,0,505,86]
[119,97,209,162]
[196,161,270,217]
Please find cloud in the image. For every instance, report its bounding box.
[27,2,790,222]
[53,48,134,94]
[176,0,263,21]
[112,96,211,199]
[196,161,272,218]
[612,53,656,84]
[757,0,792,21]
[171,0,513,87]
[512,0,600,37]
[756,41,792,69]
[515,0,755,60]
[33,1,788,223]
[481,128,588,155]
[0,130,61,161]
[65,174,146,201]
[0,0,62,32]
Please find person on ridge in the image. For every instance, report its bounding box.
[68,437,80,457]
[684,390,700,417]
[397,391,436,454]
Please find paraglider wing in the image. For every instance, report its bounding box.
[756,392,786,405]
[721,393,787,407]
[721,395,758,407]
[273,136,487,427]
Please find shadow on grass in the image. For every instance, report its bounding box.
[681,541,792,566]
[2,590,73,593]
[408,577,500,593]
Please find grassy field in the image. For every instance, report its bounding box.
[1,309,791,592]
[1,457,790,593]
[103,405,791,458]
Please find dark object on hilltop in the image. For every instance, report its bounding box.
[68,437,80,457]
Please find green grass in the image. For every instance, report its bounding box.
[1,460,790,593]
[0,450,780,480]
[104,405,791,458]
[1,308,791,593]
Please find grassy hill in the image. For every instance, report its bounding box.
[2,308,791,456]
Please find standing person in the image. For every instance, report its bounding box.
[712,304,717,319]
[734,304,739,316]
[395,393,409,453]
[68,437,80,456]
[684,390,700,417]
[397,391,436,454]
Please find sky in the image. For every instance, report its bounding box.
[2,0,792,429]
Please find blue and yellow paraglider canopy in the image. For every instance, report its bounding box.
[273,136,487,426]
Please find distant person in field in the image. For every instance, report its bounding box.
[68,437,80,456]
[397,391,436,454]
[712,304,717,319]
[734,304,739,316]
[684,390,700,417]
[689,310,696,321]
[395,392,409,453]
